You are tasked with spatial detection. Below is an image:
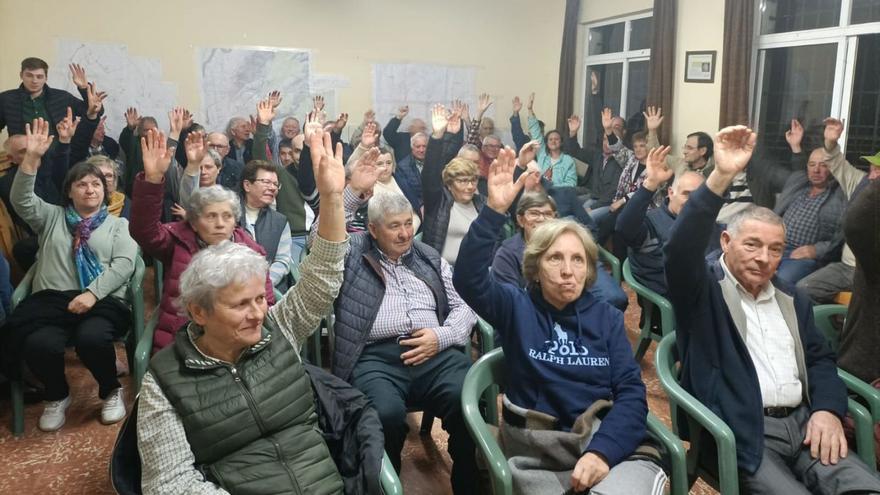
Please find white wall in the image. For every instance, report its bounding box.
[0,0,566,139]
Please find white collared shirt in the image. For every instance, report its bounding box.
[720,256,803,408]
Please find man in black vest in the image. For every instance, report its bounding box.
[332,190,478,494]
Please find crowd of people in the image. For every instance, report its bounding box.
[0,55,879,494]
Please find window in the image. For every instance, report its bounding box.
[753,0,880,166]
[582,12,652,146]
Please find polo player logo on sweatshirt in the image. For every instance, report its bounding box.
[527,323,609,367]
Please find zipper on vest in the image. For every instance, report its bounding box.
[228,366,303,494]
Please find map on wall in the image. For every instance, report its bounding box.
[197,47,315,132]
[372,63,478,130]
[53,39,178,140]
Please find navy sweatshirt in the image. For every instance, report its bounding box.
[454,207,648,467]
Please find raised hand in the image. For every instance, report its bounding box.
[267,90,283,109]
[512,96,522,114]
[23,118,54,164]
[713,126,756,176]
[69,63,88,89]
[363,109,376,123]
[431,104,448,138]
[256,98,276,125]
[168,107,186,137]
[86,82,107,120]
[184,131,208,165]
[601,108,613,133]
[643,145,673,191]
[303,111,323,143]
[361,121,378,147]
[487,147,531,214]
[182,108,194,128]
[823,117,844,149]
[460,101,471,123]
[518,140,540,166]
[309,125,346,197]
[477,93,493,117]
[247,115,257,136]
[56,107,81,144]
[785,119,804,153]
[125,107,140,130]
[447,105,463,134]
[644,106,664,132]
[349,147,381,195]
[140,129,175,183]
[170,203,187,220]
[313,95,325,112]
[567,115,581,137]
[527,92,535,114]
[397,105,409,119]
[334,113,349,132]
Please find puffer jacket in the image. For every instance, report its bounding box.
[130,172,275,352]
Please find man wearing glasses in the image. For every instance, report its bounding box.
[206,131,245,191]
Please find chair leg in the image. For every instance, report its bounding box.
[419,413,434,435]
[634,337,652,363]
[11,378,25,437]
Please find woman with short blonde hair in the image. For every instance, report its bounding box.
[521,219,599,289]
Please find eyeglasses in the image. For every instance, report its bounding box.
[208,143,229,150]
[482,143,502,150]
[453,177,478,185]
[252,178,281,189]
[523,210,556,221]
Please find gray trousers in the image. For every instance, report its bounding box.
[796,262,854,304]
[740,405,880,494]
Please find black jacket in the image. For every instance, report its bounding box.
[0,84,95,136]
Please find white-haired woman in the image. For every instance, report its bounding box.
[453,148,665,494]
[137,124,350,494]
[130,130,275,353]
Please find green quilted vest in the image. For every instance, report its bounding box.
[149,318,343,494]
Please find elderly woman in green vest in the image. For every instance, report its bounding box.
[137,125,349,494]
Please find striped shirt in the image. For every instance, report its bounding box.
[369,250,476,351]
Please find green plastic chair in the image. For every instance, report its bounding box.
[813,305,880,431]
[656,331,878,493]
[9,256,146,436]
[597,246,621,283]
[462,347,688,495]
[379,450,404,494]
[622,258,675,362]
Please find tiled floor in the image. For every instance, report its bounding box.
[0,268,716,494]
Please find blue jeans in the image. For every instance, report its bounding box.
[589,260,628,311]
[290,235,307,263]
[776,257,818,287]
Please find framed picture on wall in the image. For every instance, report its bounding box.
[684,51,716,83]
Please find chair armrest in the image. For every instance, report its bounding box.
[839,368,880,423]
[477,317,496,353]
[11,266,36,310]
[133,311,159,394]
[647,413,688,495]
[379,451,403,495]
[655,334,739,494]
[598,246,621,283]
[847,397,877,468]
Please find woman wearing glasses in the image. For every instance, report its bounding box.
[239,160,294,290]
[423,104,487,266]
[491,191,558,287]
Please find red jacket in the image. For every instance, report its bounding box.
[130,173,275,352]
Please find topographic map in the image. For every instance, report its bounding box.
[372,63,478,129]
[53,40,177,139]
[198,47,314,132]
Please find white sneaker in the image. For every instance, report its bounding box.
[39,396,71,432]
[101,388,126,425]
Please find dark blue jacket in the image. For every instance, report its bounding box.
[382,117,412,161]
[455,207,648,467]
[393,154,422,212]
[664,183,847,474]
[0,84,96,136]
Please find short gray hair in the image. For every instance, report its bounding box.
[410,132,428,147]
[367,192,413,225]
[725,205,785,237]
[458,144,480,156]
[186,185,241,222]
[225,117,247,139]
[206,148,223,168]
[482,134,502,146]
[177,241,268,314]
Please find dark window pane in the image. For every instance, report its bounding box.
[760,0,841,34]
[757,44,837,164]
[629,17,653,50]
[626,61,649,124]
[852,0,880,25]
[588,23,625,55]
[845,34,880,168]
[583,64,623,146]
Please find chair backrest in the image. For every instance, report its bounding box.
[812,304,846,352]
[597,246,621,283]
